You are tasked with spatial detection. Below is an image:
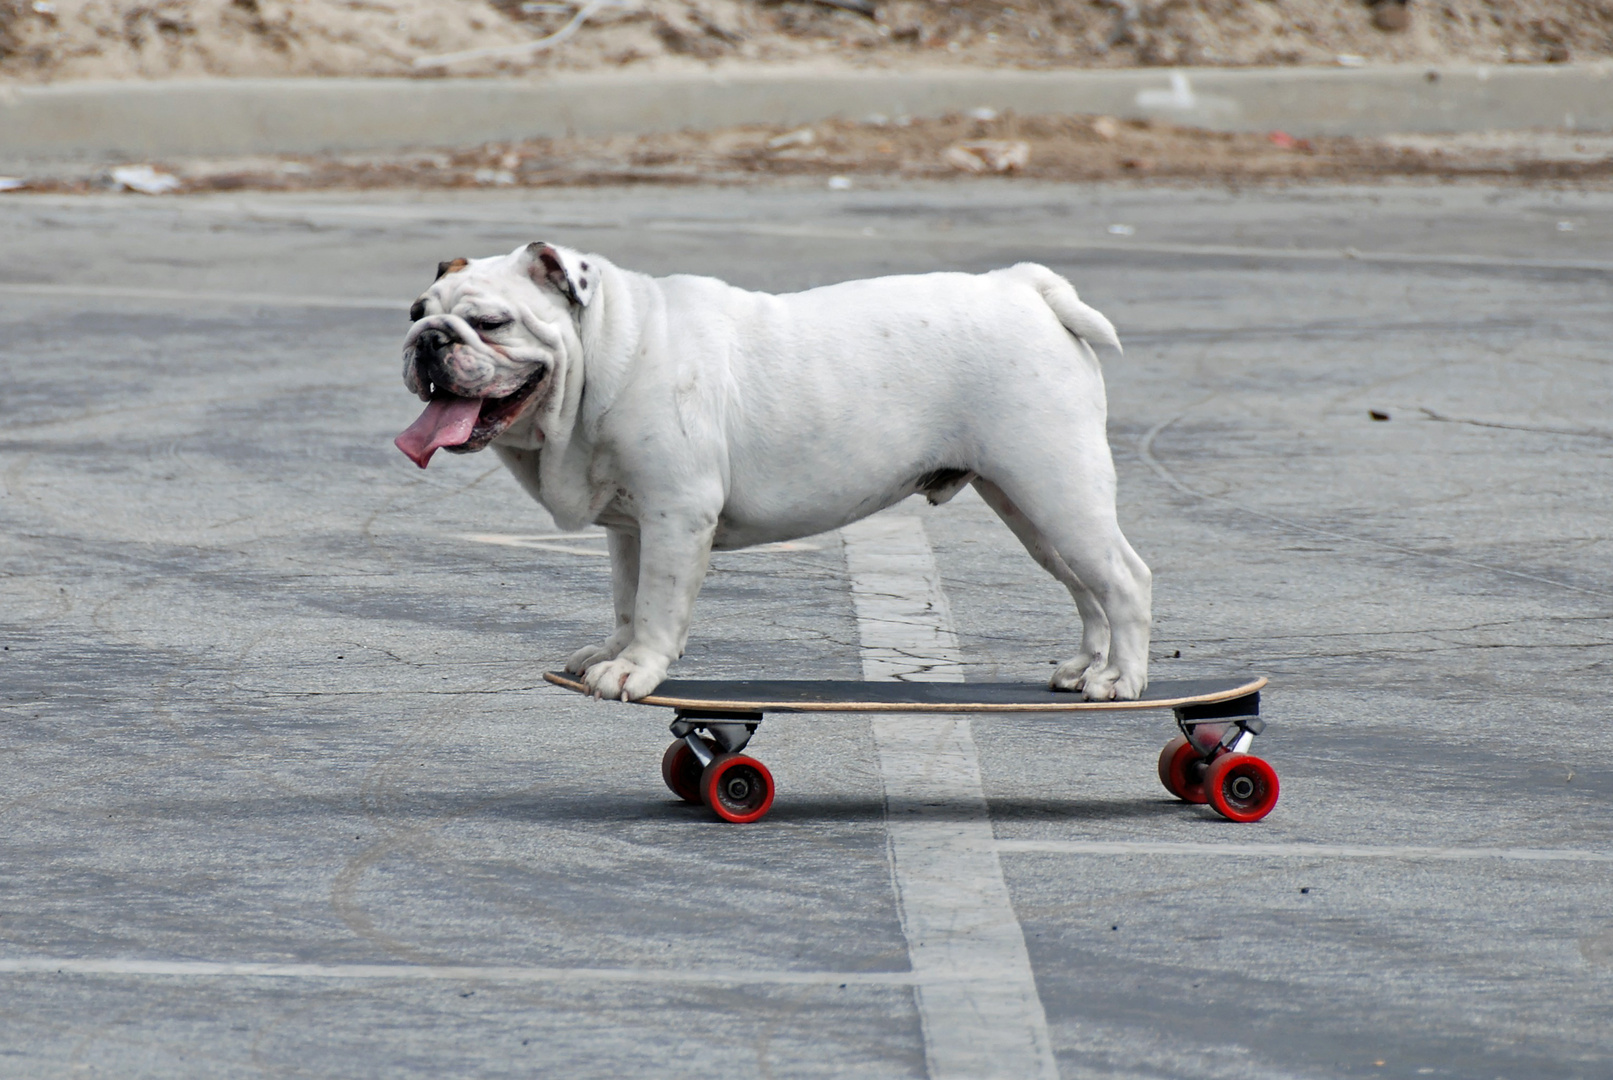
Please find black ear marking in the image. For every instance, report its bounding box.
[435,257,469,280]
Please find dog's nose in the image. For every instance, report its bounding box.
[418,327,452,356]
[419,353,456,397]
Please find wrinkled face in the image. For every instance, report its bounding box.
[396,253,571,467]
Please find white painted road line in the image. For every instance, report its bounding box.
[458,532,823,556]
[460,532,612,557]
[0,958,921,986]
[841,513,967,683]
[997,839,1613,863]
[841,512,1059,1080]
[0,282,401,310]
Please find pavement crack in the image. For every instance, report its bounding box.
[1419,406,1613,441]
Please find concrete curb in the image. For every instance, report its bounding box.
[2,62,1610,165]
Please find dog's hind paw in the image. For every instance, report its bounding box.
[582,657,668,702]
[1049,653,1103,693]
[1069,665,1147,702]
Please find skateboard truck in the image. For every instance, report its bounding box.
[1174,690,1265,757]
[670,708,762,757]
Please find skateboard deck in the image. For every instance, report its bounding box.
[543,671,1278,825]
[543,672,1265,714]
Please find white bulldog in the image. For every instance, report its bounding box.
[396,243,1152,702]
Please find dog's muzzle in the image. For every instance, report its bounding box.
[395,360,549,470]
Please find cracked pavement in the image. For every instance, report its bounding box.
[0,181,1610,1078]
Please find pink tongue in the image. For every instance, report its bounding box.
[394,396,482,469]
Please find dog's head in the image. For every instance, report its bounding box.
[394,241,598,468]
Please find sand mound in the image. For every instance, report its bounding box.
[0,0,1609,82]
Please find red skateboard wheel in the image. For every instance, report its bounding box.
[1204,753,1280,823]
[1161,736,1210,804]
[661,739,711,804]
[1157,736,1188,798]
[700,754,776,823]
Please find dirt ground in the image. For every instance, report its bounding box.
[8,110,1610,193]
[1,0,1609,83]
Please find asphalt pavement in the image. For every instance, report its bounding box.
[0,179,1610,1078]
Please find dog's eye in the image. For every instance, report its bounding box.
[409,300,426,322]
[470,315,513,333]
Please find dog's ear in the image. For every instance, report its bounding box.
[436,258,469,280]
[524,242,597,308]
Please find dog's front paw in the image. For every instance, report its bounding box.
[1067,664,1146,702]
[582,656,668,702]
[566,633,629,675]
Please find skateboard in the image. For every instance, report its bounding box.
[543,672,1278,825]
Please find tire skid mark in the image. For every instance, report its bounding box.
[1138,404,1612,599]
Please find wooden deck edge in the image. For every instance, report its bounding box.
[541,672,1267,714]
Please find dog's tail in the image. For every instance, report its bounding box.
[1007,262,1122,357]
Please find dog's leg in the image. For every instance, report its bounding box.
[982,470,1151,702]
[581,512,715,701]
[973,478,1111,685]
[565,527,639,674]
